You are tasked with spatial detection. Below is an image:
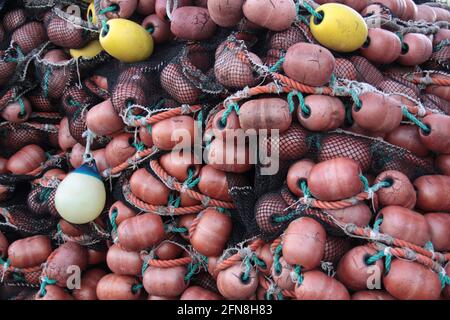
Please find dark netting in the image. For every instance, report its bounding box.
[34,43,110,101]
[335,58,358,81]
[0,122,57,157]
[421,93,450,115]
[427,44,450,71]
[350,56,385,87]
[214,34,263,90]
[61,85,110,148]
[322,235,352,265]
[378,77,419,100]
[226,172,256,245]
[44,8,94,49]
[0,153,67,186]
[191,272,220,294]
[0,204,58,236]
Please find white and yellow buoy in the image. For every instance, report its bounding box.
[309,3,368,53]
[55,161,106,224]
[99,18,154,63]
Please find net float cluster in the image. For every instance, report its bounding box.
[0,0,449,301]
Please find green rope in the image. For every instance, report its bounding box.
[252,255,267,270]
[273,210,299,223]
[0,257,10,267]
[109,208,118,234]
[273,244,283,275]
[269,56,285,72]
[439,272,450,289]
[365,250,385,265]
[167,193,181,208]
[184,256,207,282]
[300,180,311,198]
[370,180,392,193]
[424,241,434,252]
[434,39,450,52]
[184,168,200,189]
[360,174,370,192]
[12,272,25,283]
[42,68,52,98]
[38,187,53,203]
[132,141,145,152]
[350,90,362,109]
[99,4,119,15]
[171,226,187,233]
[18,98,26,117]
[141,260,149,277]
[68,98,82,108]
[401,106,430,134]
[384,252,392,274]
[287,90,308,115]
[147,26,154,34]
[293,265,303,286]
[221,102,240,126]
[373,217,383,232]
[197,110,203,129]
[301,1,323,20]
[131,283,143,294]
[365,250,392,274]
[39,276,57,297]
[101,20,110,37]
[241,256,253,283]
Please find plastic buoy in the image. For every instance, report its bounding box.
[310,3,368,52]
[70,40,103,59]
[55,161,106,224]
[99,18,154,63]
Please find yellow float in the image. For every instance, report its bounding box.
[87,2,98,25]
[309,3,368,53]
[55,161,106,224]
[70,40,103,59]
[99,18,154,63]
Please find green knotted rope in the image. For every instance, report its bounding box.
[109,208,118,234]
[401,106,430,134]
[221,102,240,126]
[240,256,253,283]
[287,90,308,115]
[301,1,323,20]
[293,265,303,286]
[300,180,311,198]
[99,4,119,15]
[39,276,57,297]
[42,68,52,98]
[147,26,155,34]
[252,255,267,270]
[273,210,299,223]
[184,256,207,282]
[184,168,200,189]
[360,174,370,192]
[141,260,149,277]
[132,141,145,152]
[373,217,383,232]
[167,193,181,208]
[38,187,53,203]
[131,283,143,294]
[269,56,285,72]
[18,98,26,117]
[365,250,392,274]
[273,244,283,276]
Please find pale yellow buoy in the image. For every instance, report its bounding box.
[55,161,106,224]
[99,18,154,63]
[309,3,368,53]
[70,40,103,59]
